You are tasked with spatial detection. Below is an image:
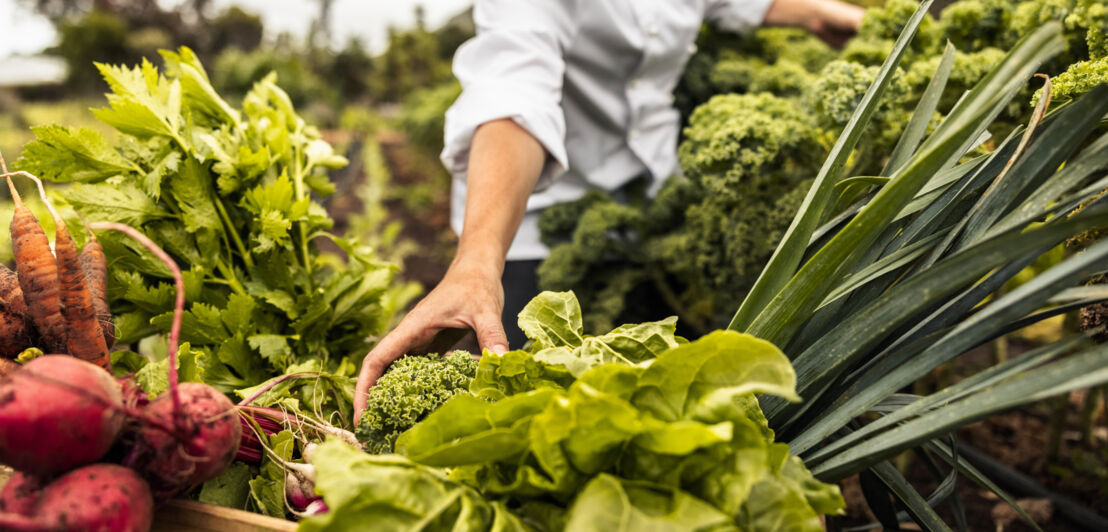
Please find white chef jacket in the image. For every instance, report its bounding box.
[441,0,775,260]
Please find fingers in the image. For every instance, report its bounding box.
[473,311,509,354]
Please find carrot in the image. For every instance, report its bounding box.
[80,232,114,348]
[5,176,66,353]
[0,264,33,358]
[55,222,109,369]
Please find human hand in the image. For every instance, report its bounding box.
[806,0,865,49]
[763,0,865,49]
[353,261,508,421]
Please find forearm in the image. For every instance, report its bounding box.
[453,119,546,276]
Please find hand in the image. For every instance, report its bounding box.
[353,261,508,421]
[807,0,865,49]
[763,0,865,49]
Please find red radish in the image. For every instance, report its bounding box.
[90,222,240,500]
[0,463,154,532]
[286,470,320,511]
[0,471,43,516]
[0,355,124,476]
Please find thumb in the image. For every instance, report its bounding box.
[474,313,509,354]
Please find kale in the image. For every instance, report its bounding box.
[537,0,1108,337]
[356,351,479,454]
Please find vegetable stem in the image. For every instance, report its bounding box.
[89,222,186,427]
[213,195,254,270]
[290,126,314,284]
[215,258,248,296]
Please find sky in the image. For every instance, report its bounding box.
[0,0,473,59]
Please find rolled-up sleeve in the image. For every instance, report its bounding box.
[705,0,775,34]
[441,0,575,190]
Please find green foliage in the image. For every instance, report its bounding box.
[398,81,462,156]
[15,48,410,404]
[211,47,335,108]
[208,6,264,53]
[309,292,843,530]
[369,24,454,103]
[1043,56,1108,103]
[356,352,479,454]
[51,10,134,90]
[543,0,1108,337]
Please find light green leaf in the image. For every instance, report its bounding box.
[518,291,585,349]
[16,125,135,182]
[633,331,799,423]
[564,475,735,532]
[62,182,170,226]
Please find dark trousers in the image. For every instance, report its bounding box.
[501,260,543,349]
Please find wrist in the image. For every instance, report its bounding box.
[451,245,506,281]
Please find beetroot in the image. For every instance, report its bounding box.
[34,463,153,532]
[0,471,43,516]
[87,224,241,501]
[130,382,242,500]
[0,355,123,476]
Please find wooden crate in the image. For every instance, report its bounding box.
[1,467,297,531]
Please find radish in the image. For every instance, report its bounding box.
[90,222,241,500]
[0,463,154,532]
[0,355,124,476]
[0,471,43,516]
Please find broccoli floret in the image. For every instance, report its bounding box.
[356,351,478,454]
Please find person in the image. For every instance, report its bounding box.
[355,0,865,417]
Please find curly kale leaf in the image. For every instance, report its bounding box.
[679,93,820,199]
[356,351,479,454]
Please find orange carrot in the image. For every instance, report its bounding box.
[79,233,114,348]
[6,177,66,353]
[55,222,109,369]
[0,264,33,358]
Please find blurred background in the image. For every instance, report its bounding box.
[0,1,1103,529]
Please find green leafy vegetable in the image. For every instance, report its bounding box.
[16,48,415,411]
[355,351,479,454]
